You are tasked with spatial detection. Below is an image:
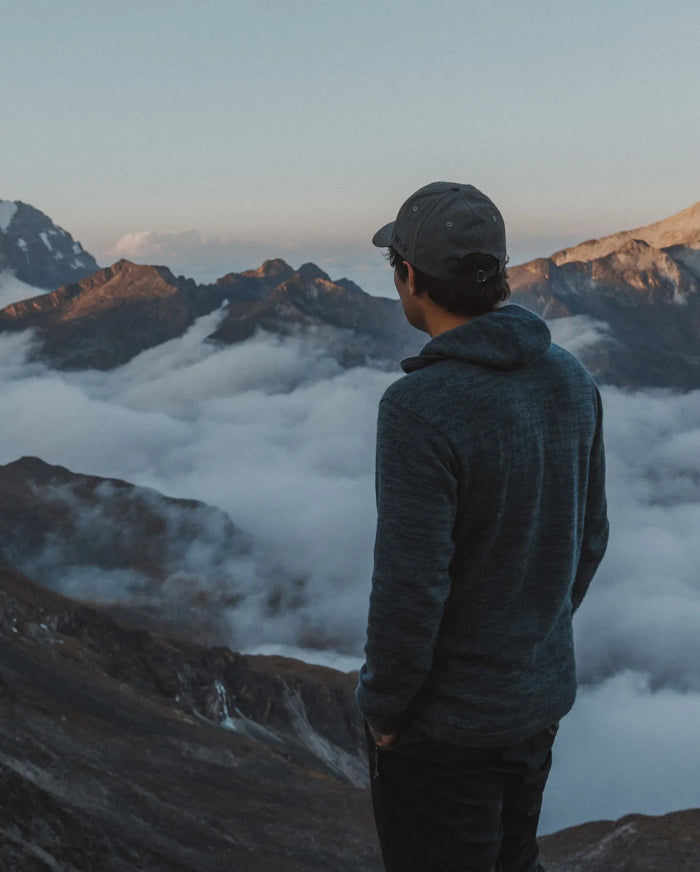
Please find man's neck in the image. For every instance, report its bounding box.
[422,309,471,338]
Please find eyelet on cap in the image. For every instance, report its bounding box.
[446,221,453,227]
[412,205,419,212]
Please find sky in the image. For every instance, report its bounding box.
[3,0,700,293]
[1,302,699,833]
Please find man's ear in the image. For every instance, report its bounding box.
[404,261,418,295]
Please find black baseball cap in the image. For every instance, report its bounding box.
[372,182,507,280]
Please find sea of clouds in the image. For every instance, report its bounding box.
[0,286,698,833]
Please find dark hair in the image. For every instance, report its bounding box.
[388,246,510,317]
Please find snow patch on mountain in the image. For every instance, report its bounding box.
[0,201,18,233]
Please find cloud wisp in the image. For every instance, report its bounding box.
[0,271,45,308]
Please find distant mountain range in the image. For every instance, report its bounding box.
[0,257,421,371]
[1,197,699,387]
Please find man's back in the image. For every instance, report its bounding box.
[358,304,608,746]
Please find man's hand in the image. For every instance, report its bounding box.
[368,723,399,748]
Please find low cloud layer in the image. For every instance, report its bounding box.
[0,312,395,652]
[541,671,700,833]
[0,311,698,833]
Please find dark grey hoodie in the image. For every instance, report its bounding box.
[356,304,608,746]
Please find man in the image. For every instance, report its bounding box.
[356,182,609,872]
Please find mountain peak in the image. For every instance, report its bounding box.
[551,199,700,266]
[0,199,99,289]
[240,258,294,282]
[291,262,331,284]
[0,259,223,370]
[106,258,178,284]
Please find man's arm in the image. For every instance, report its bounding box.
[355,395,458,734]
[572,387,609,612]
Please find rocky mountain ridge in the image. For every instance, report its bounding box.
[508,199,700,388]
[0,255,421,371]
[208,259,418,368]
[0,259,229,370]
[2,197,700,386]
[550,199,700,264]
[0,199,98,289]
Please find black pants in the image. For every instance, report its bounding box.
[366,723,556,872]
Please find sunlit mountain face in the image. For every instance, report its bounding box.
[508,199,700,389]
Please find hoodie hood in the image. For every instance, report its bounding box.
[401,304,551,373]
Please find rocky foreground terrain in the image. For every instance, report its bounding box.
[2,567,699,871]
[0,566,377,871]
[538,808,700,871]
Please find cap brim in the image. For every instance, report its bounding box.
[372,221,395,248]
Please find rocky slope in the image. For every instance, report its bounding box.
[2,567,699,870]
[0,259,230,369]
[0,567,377,871]
[539,808,700,871]
[551,200,700,264]
[508,200,700,388]
[0,199,98,289]
[208,260,420,368]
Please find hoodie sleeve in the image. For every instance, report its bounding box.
[572,387,609,612]
[355,395,458,734]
